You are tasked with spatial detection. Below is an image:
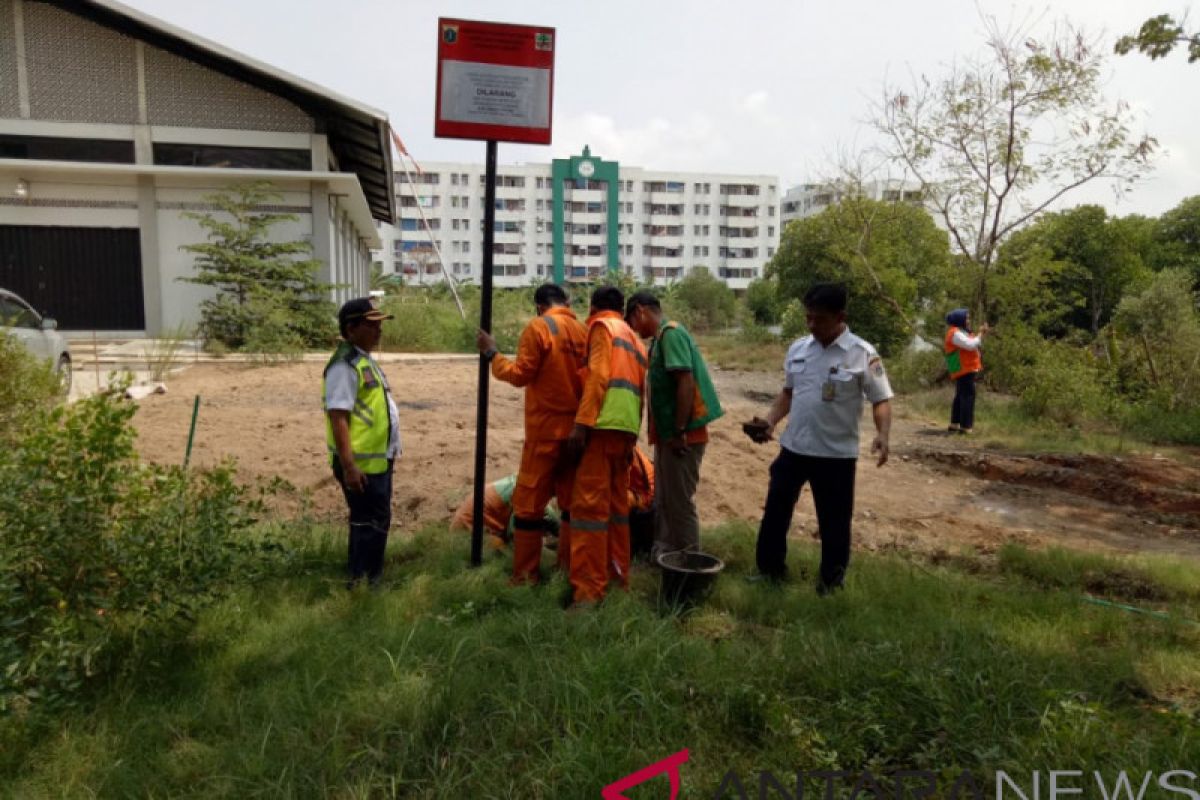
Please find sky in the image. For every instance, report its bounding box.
[124,0,1199,217]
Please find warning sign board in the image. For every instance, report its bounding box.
[435,18,556,145]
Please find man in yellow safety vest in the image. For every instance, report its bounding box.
[323,297,400,588]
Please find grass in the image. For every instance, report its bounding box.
[4,523,1200,798]
[901,386,1199,462]
[695,334,785,372]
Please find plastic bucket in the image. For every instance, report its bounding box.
[657,550,724,608]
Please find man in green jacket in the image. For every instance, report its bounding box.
[625,291,723,561]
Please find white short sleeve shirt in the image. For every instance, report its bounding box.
[779,328,894,459]
[324,348,402,459]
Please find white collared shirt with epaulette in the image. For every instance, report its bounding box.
[778,328,893,459]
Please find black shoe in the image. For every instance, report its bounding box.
[815,581,843,597]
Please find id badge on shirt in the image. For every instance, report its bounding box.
[822,367,837,402]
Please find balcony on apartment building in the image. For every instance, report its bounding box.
[567,264,609,281]
[720,204,760,217]
[720,224,760,239]
[644,224,684,247]
[643,266,684,281]
[647,204,684,224]
[645,180,685,205]
[720,247,760,261]
[491,220,524,243]
[493,198,527,214]
[492,263,528,277]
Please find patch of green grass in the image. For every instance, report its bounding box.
[4,523,1200,797]
[695,334,785,372]
[902,387,1197,461]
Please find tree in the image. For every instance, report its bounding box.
[1112,268,1200,409]
[874,16,1157,317]
[1115,14,1200,63]
[744,276,782,325]
[1152,196,1200,289]
[665,267,737,332]
[181,182,335,349]
[768,196,952,356]
[992,206,1148,337]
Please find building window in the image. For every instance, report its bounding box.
[768,206,776,216]
[768,247,776,257]
[0,134,135,164]
[451,173,459,186]
[153,142,310,170]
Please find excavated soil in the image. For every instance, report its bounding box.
[130,358,1200,560]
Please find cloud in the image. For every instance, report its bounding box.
[551,112,731,172]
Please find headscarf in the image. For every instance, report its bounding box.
[945,308,970,332]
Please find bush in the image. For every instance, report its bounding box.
[665,267,737,333]
[886,347,947,394]
[0,387,285,715]
[0,334,62,441]
[745,277,781,324]
[1015,341,1111,426]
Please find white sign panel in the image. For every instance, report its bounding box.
[439,60,551,129]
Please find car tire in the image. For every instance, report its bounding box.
[56,355,71,397]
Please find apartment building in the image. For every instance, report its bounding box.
[377,147,779,291]
[780,179,926,229]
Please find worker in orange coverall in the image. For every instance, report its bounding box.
[564,285,648,607]
[477,283,587,584]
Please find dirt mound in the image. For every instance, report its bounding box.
[908,447,1200,524]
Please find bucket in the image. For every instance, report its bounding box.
[657,550,724,608]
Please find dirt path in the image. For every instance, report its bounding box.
[131,359,1200,560]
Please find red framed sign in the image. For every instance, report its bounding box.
[434,18,555,145]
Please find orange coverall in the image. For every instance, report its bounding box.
[569,310,648,603]
[490,305,587,583]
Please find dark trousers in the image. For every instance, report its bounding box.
[951,372,976,429]
[756,448,856,587]
[333,458,394,584]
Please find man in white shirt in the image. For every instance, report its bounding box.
[323,297,401,587]
[743,283,893,594]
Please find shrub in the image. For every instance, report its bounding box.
[0,334,62,441]
[1015,341,1111,426]
[745,277,782,324]
[886,347,947,394]
[0,387,284,715]
[666,268,737,333]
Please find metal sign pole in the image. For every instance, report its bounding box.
[469,139,499,567]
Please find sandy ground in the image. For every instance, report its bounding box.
[131,358,1200,560]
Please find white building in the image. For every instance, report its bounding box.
[378,147,779,291]
[0,0,393,335]
[780,179,926,228]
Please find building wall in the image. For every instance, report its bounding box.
[0,2,379,332]
[0,0,19,119]
[24,2,139,124]
[378,159,780,291]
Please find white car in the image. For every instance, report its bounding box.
[1,288,72,395]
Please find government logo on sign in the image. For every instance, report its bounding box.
[442,25,459,44]
[535,32,553,51]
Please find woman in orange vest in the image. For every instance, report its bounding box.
[944,308,989,434]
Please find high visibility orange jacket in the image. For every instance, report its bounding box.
[576,311,647,434]
[629,445,655,512]
[492,306,588,441]
[944,326,982,379]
